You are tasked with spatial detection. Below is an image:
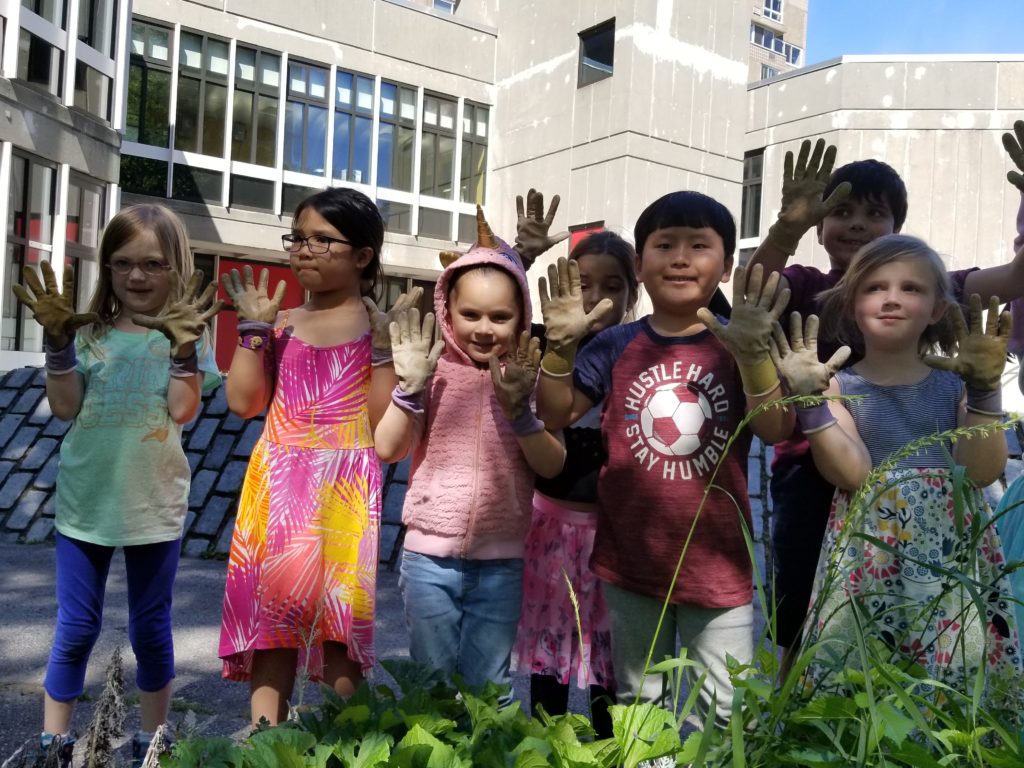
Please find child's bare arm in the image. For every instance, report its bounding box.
[747,138,850,278]
[374,308,442,463]
[804,381,871,491]
[221,266,284,418]
[537,373,594,429]
[926,296,1010,486]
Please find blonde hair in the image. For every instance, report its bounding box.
[79,204,198,354]
[817,233,956,356]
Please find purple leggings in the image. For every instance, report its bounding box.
[44,532,180,702]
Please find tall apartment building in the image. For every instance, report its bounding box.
[748,0,807,82]
[0,0,751,371]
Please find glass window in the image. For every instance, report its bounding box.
[230,175,275,211]
[119,155,168,196]
[333,72,374,183]
[578,19,614,87]
[282,184,322,216]
[175,31,229,157]
[284,61,329,176]
[377,81,415,192]
[232,47,280,167]
[77,0,116,57]
[66,174,105,310]
[3,153,56,352]
[763,0,782,22]
[760,64,779,80]
[418,208,451,240]
[126,22,172,147]
[17,30,63,97]
[22,0,65,28]
[460,103,488,204]
[741,150,764,240]
[74,61,111,121]
[172,164,223,204]
[377,200,411,235]
[420,94,456,199]
[432,0,456,12]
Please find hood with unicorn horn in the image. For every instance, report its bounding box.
[433,205,533,365]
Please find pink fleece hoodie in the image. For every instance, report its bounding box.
[400,238,538,560]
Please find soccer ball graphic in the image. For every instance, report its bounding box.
[640,382,712,456]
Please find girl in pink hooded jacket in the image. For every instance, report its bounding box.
[375,209,564,696]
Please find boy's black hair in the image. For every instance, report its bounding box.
[634,191,736,259]
[824,159,908,231]
[293,187,385,297]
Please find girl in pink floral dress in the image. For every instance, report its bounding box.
[772,234,1022,713]
[218,188,414,726]
[514,231,638,737]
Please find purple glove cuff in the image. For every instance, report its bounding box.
[237,320,272,351]
[169,349,199,378]
[510,406,544,437]
[966,386,1003,417]
[372,347,394,367]
[796,403,837,434]
[391,385,424,414]
[44,336,78,375]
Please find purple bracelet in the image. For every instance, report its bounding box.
[169,349,199,378]
[44,336,78,375]
[391,385,424,414]
[796,403,837,434]
[237,320,272,351]
[372,347,394,367]
[510,406,544,437]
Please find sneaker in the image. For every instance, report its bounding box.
[33,733,75,768]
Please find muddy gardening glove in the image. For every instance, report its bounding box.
[765,138,851,255]
[221,265,287,352]
[134,270,223,376]
[770,312,850,433]
[538,257,615,376]
[363,286,424,367]
[490,331,544,435]
[1003,120,1024,193]
[389,307,443,413]
[13,261,100,372]
[697,263,790,397]
[514,188,570,271]
[924,294,1011,416]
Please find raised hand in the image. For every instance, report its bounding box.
[769,312,850,396]
[514,188,570,270]
[133,270,223,356]
[12,261,100,347]
[539,257,614,352]
[924,294,1011,392]
[389,307,443,395]
[221,265,286,324]
[697,263,790,366]
[489,331,541,420]
[766,138,852,254]
[363,285,425,360]
[1002,120,1024,193]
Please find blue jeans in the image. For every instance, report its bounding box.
[399,551,523,693]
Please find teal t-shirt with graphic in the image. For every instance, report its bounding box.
[55,329,220,546]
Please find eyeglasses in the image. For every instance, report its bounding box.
[108,257,173,276]
[281,234,352,254]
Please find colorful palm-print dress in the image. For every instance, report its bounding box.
[219,328,381,681]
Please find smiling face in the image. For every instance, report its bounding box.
[288,207,371,294]
[448,268,522,364]
[576,251,635,333]
[853,257,945,352]
[108,229,174,318]
[818,196,898,270]
[637,226,731,323]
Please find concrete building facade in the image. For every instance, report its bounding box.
[747,0,807,83]
[743,55,1024,273]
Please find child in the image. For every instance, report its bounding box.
[12,204,222,764]
[537,191,793,723]
[218,187,413,726]
[771,234,1022,709]
[514,230,638,737]
[750,138,1024,662]
[374,208,565,697]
